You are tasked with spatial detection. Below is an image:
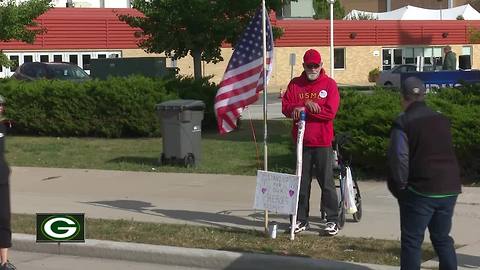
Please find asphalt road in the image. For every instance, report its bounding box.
[10,250,211,270]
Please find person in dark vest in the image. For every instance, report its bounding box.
[387,77,461,270]
[0,95,15,270]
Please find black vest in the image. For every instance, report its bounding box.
[396,102,461,194]
[0,122,6,161]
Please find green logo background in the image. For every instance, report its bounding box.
[36,213,85,243]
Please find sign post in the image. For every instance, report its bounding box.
[253,112,306,240]
[289,111,306,240]
[289,53,296,81]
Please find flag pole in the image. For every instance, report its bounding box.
[261,0,269,234]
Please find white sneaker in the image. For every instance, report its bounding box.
[324,222,339,236]
[288,221,310,234]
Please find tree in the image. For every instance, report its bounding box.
[470,0,480,12]
[0,0,52,67]
[468,27,480,43]
[313,0,345,20]
[119,0,290,80]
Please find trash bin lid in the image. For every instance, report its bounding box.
[156,99,206,111]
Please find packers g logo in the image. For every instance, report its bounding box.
[37,214,85,242]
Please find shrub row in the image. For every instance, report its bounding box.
[0,76,218,137]
[335,86,480,182]
[165,76,218,129]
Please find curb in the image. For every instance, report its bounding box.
[12,233,398,270]
[421,240,480,270]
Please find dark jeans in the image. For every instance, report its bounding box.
[297,146,338,223]
[0,162,11,248]
[399,189,458,270]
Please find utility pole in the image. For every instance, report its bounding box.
[438,0,443,20]
[327,0,335,78]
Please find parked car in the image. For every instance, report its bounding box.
[376,64,417,88]
[11,62,91,81]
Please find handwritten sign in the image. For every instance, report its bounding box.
[253,170,300,215]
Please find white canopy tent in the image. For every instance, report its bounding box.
[344,4,480,20]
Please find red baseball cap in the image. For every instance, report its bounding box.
[303,49,321,65]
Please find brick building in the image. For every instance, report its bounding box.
[1,7,479,91]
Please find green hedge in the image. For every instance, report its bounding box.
[165,76,218,129]
[429,85,480,181]
[1,76,219,137]
[1,77,176,137]
[335,86,480,182]
[335,89,400,176]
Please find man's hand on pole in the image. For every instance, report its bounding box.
[305,99,321,114]
[292,107,305,120]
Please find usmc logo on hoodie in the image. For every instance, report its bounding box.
[299,89,328,100]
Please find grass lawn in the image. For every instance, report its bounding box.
[6,120,295,175]
[12,214,435,266]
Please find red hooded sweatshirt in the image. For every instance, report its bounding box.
[282,69,340,147]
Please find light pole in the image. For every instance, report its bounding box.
[327,0,335,78]
[437,0,443,20]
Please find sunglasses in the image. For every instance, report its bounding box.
[305,63,320,69]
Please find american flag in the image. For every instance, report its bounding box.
[214,9,274,134]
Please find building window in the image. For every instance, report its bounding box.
[462,46,472,56]
[24,55,33,63]
[403,48,414,64]
[393,49,402,66]
[40,55,49,62]
[383,47,447,70]
[460,46,472,69]
[53,55,62,62]
[82,54,91,70]
[423,47,433,65]
[9,56,19,72]
[414,48,423,63]
[433,47,443,70]
[69,55,78,65]
[0,51,121,78]
[334,48,345,69]
[382,48,392,70]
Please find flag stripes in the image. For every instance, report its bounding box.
[214,9,274,134]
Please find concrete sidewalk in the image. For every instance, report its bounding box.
[241,92,284,120]
[9,166,480,269]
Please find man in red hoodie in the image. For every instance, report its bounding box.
[282,49,340,236]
